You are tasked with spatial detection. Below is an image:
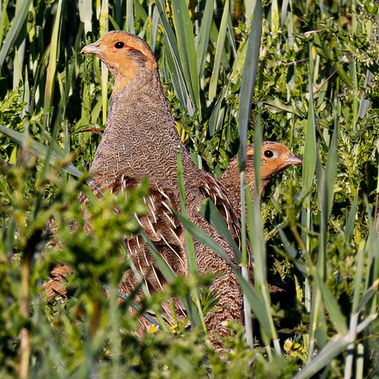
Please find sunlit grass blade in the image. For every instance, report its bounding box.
[294,334,351,379]
[247,183,281,354]
[198,198,241,262]
[270,0,280,34]
[0,0,32,68]
[43,0,63,130]
[237,0,263,348]
[99,0,109,125]
[162,48,192,112]
[171,0,200,113]
[208,0,229,104]
[344,191,358,243]
[78,0,93,34]
[0,0,10,46]
[125,0,135,33]
[196,0,214,79]
[238,0,262,169]
[176,150,206,332]
[156,0,193,114]
[12,25,26,90]
[302,49,318,358]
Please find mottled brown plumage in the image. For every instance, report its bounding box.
[81,31,242,338]
[45,33,303,342]
[221,142,302,214]
[43,142,302,304]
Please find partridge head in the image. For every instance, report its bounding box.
[81,31,157,97]
[221,141,302,213]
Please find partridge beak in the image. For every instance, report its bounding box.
[286,152,303,166]
[81,40,101,55]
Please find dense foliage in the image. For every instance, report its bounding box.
[0,0,378,378]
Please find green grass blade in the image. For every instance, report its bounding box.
[156,0,193,114]
[177,150,198,274]
[302,71,317,201]
[208,0,229,104]
[247,178,280,353]
[198,198,241,262]
[344,191,358,243]
[177,150,206,332]
[43,0,63,130]
[125,0,135,33]
[99,0,109,125]
[302,49,318,358]
[140,230,202,328]
[0,0,32,68]
[196,0,214,79]
[163,47,192,112]
[208,86,227,136]
[278,228,307,275]
[294,334,349,379]
[176,212,274,339]
[318,279,347,334]
[0,125,83,177]
[238,0,262,169]
[171,0,200,113]
[325,125,338,219]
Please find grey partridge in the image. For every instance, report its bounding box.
[221,141,302,214]
[43,143,302,304]
[46,33,303,341]
[80,31,242,338]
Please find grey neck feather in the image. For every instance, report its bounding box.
[90,67,191,187]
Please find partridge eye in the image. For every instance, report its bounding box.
[114,41,125,49]
[264,150,274,158]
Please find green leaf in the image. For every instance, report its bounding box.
[0,125,83,178]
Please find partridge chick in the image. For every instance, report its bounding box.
[81,31,242,338]
[221,141,302,213]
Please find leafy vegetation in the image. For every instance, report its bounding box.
[0,0,378,377]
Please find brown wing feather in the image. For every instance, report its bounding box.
[88,172,189,326]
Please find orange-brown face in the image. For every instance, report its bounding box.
[246,141,302,180]
[81,31,156,94]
